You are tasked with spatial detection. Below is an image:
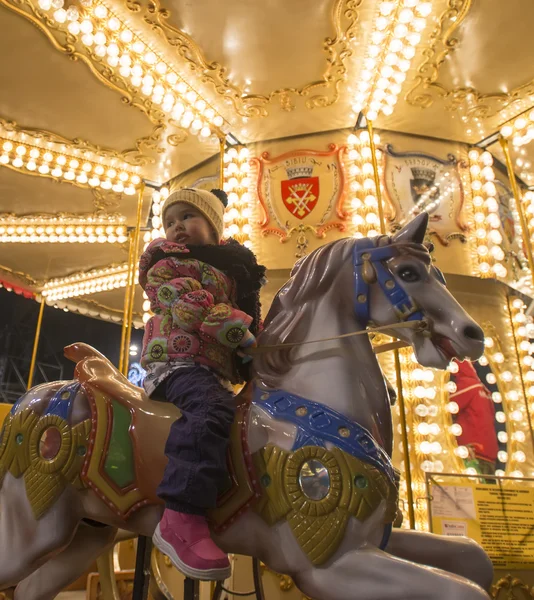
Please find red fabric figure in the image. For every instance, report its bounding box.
[450,359,498,466]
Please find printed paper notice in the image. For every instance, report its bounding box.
[431,485,476,520]
[430,481,534,570]
[441,520,468,537]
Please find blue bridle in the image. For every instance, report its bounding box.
[353,236,445,328]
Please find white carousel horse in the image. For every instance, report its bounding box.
[0,213,493,600]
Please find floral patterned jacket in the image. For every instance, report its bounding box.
[139,238,253,384]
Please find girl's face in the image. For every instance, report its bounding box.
[164,203,217,246]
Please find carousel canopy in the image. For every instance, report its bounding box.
[1,0,533,323]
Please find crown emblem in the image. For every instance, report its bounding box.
[410,168,435,183]
[286,165,314,180]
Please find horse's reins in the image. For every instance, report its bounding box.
[243,320,428,356]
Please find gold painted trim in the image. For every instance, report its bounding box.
[129,0,363,116]
[491,574,533,600]
[405,0,534,122]
[0,264,40,287]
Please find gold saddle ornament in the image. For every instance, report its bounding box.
[252,444,398,566]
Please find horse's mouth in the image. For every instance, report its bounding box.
[432,334,457,361]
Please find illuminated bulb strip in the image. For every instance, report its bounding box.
[500,110,534,148]
[507,299,534,476]
[35,0,226,140]
[0,137,140,194]
[142,186,169,323]
[223,146,253,249]
[353,0,434,120]
[398,348,439,530]
[42,264,137,300]
[479,331,529,477]
[0,220,127,244]
[346,130,382,238]
[467,149,506,279]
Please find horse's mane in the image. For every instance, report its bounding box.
[254,237,355,384]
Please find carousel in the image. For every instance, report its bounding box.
[0,0,534,598]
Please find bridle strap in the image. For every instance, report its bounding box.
[243,320,426,355]
[353,238,425,327]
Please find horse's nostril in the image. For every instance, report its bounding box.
[463,325,484,342]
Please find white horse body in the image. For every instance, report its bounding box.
[0,214,494,599]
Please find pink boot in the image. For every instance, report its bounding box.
[152,509,231,580]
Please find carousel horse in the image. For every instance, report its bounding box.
[0,213,493,600]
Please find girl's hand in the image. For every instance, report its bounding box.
[237,330,256,363]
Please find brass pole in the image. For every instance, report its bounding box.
[367,120,386,235]
[121,182,145,375]
[394,350,416,529]
[219,136,225,189]
[506,294,534,455]
[499,137,534,277]
[119,230,136,373]
[367,119,415,528]
[27,297,45,389]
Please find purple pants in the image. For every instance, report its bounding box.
[156,366,235,515]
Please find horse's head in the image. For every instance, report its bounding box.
[354,213,484,369]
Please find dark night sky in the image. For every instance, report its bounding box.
[0,288,144,382]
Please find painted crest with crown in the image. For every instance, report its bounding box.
[251,144,347,258]
[382,144,468,246]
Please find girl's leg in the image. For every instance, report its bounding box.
[153,366,235,580]
[157,366,235,513]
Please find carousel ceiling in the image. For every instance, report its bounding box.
[1,0,534,322]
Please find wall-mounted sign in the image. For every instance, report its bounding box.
[382,145,468,245]
[251,144,347,257]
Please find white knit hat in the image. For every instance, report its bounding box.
[162,187,226,240]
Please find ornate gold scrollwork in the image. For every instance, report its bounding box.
[405,0,534,122]
[0,116,161,168]
[127,0,363,116]
[491,574,534,600]
[0,0,171,155]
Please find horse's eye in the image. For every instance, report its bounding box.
[398,267,420,283]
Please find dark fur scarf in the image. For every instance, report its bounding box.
[149,238,266,337]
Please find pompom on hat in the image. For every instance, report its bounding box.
[161,186,228,241]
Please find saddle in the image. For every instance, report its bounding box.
[66,343,180,518]
[65,344,259,527]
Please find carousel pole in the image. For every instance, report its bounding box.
[367,119,416,529]
[119,230,136,373]
[219,136,226,189]
[121,182,146,376]
[27,297,45,389]
[499,137,534,276]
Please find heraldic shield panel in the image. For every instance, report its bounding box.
[252,144,347,243]
[382,145,468,245]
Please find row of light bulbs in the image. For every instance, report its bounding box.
[141,186,169,324]
[35,0,227,140]
[467,149,507,279]
[42,264,133,300]
[0,219,127,244]
[500,110,534,148]
[346,131,383,237]
[0,137,140,194]
[223,146,253,247]
[394,349,452,529]
[353,0,433,121]
[504,299,534,478]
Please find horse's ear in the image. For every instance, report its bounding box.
[392,212,429,244]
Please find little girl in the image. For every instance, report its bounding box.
[139,187,265,580]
